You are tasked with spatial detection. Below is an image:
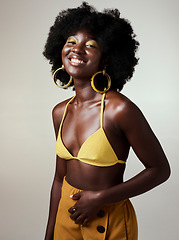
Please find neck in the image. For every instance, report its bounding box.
[73,78,102,104]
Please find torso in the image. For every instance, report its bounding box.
[55,90,131,190]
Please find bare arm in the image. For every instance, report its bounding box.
[99,101,170,203]
[44,159,66,240]
[44,105,67,240]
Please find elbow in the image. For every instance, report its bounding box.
[165,164,171,181]
[159,162,171,184]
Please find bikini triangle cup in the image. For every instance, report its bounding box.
[56,93,126,167]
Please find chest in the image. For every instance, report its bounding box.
[59,98,129,160]
[61,104,102,150]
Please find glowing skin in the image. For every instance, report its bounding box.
[62,29,102,81]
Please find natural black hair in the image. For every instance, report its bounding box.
[43,2,139,91]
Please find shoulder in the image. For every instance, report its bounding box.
[105,90,146,131]
[52,97,73,122]
[105,90,141,116]
[52,96,74,137]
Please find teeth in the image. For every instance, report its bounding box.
[71,58,84,64]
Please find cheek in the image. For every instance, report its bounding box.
[91,52,103,68]
[61,44,70,61]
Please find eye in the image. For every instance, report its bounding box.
[86,40,98,48]
[66,37,76,44]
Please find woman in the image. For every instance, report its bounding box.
[43,2,170,240]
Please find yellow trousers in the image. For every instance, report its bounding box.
[54,178,138,240]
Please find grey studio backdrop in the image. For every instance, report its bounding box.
[0,0,178,239]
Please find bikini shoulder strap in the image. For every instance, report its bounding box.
[100,93,106,128]
[59,95,76,131]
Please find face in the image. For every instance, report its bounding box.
[62,28,103,80]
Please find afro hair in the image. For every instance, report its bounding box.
[43,2,139,91]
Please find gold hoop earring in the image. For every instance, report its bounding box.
[91,69,111,93]
[52,65,73,89]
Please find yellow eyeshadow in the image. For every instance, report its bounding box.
[66,37,98,48]
[86,40,98,48]
[66,37,76,43]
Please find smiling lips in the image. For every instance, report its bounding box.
[68,55,87,66]
[71,58,85,64]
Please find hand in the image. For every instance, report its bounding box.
[68,190,103,227]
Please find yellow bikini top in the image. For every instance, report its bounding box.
[56,93,126,167]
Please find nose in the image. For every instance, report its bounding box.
[72,44,85,54]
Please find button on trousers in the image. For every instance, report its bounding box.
[54,178,138,240]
